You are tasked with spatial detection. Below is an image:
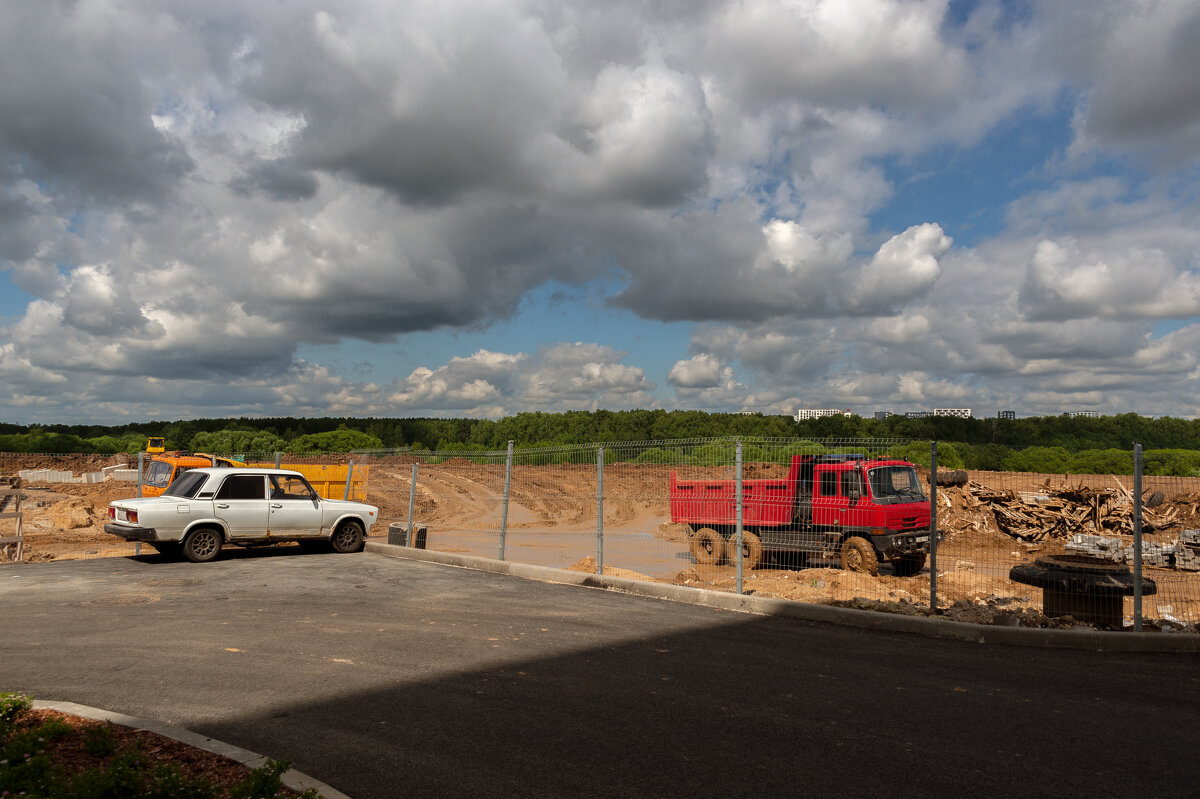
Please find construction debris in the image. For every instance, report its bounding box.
[1063,532,1200,571]
[958,479,1199,544]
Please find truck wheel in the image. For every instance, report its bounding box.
[182,528,223,563]
[690,527,724,565]
[840,536,878,576]
[331,520,365,554]
[725,531,763,571]
[890,552,927,577]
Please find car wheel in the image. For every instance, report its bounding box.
[182,528,223,563]
[331,520,365,554]
[840,536,879,576]
[149,542,181,559]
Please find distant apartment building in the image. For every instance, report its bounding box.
[934,408,972,419]
[874,411,892,420]
[795,409,851,421]
[1068,411,1101,418]
[997,410,1016,420]
[905,411,932,418]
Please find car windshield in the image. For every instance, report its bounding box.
[163,471,208,498]
[868,466,926,502]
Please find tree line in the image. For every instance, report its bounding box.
[3,410,1200,475]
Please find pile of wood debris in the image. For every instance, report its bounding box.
[953,477,1200,544]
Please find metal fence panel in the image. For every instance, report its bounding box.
[2,439,1199,631]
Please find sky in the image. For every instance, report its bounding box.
[2,0,1200,425]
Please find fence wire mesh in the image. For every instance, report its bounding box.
[2,439,1197,630]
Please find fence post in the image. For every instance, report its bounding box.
[274,452,281,469]
[596,447,605,575]
[406,463,418,547]
[735,440,744,595]
[343,460,354,501]
[1133,442,1144,632]
[929,441,938,613]
[499,440,514,561]
[136,452,144,498]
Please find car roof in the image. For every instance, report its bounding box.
[189,467,305,477]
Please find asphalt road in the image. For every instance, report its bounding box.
[2,550,1198,798]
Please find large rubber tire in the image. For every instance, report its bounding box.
[331,520,365,554]
[690,527,724,565]
[840,536,879,576]
[725,530,763,571]
[935,469,968,487]
[891,552,927,577]
[181,528,222,563]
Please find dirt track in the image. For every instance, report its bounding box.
[4,456,1199,626]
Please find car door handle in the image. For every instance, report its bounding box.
[216,503,229,509]
[271,503,283,509]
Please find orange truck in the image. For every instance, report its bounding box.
[140,453,369,503]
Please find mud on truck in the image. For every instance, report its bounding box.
[669,454,939,576]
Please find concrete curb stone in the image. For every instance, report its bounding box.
[32,701,351,799]
[364,541,1200,653]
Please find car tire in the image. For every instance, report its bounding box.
[840,536,879,576]
[181,528,223,563]
[331,520,365,554]
[149,542,181,559]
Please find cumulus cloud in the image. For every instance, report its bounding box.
[1,0,1200,422]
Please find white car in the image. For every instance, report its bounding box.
[104,467,379,562]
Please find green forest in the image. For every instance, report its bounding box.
[3,410,1200,475]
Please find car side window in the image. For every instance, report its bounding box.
[216,475,266,500]
[270,475,317,500]
[819,471,838,497]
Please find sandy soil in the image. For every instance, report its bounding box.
[4,455,1199,627]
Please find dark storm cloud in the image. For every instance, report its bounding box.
[229,158,319,201]
[0,2,193,207]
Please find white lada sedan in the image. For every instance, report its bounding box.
[104,467,379,562]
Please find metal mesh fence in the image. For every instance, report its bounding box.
[1,440,1196,631]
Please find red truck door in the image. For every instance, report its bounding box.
[812,466,871,535]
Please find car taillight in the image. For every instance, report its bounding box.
[109,507,116,519]
[128,510,138,524]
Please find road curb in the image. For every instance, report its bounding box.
[364,542,1200,653]
[32,701,351,799]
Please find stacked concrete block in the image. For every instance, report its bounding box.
[1177,530,1200,572]
[1066,534,1125,562]
[109,469,139,481]
[17,469,77,483]
[1125,541,1175,568]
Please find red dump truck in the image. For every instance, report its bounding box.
[669,454,936,576]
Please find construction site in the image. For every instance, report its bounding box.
[3,450,1199,630]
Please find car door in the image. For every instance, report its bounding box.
[213,474,269,540]
[267,474,325,537]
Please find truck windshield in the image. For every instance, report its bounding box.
[868,466,926,503]
[163,471,208,498]
[144,461,174,488]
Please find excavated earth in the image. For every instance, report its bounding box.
[3,454,1199,629]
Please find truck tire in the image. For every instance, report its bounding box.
[890,552,926,577]
[935,469,968,487]
[690,527,724,565]
[725,530,763,571]
[840,536,879,576]
[182,527,223,563]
